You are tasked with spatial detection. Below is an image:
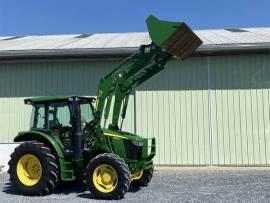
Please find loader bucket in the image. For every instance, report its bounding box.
[146,15,202,59]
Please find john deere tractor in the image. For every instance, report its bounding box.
[8,15,202,199]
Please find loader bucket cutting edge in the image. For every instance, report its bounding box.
[146,15,203,59]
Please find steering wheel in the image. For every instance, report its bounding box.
[82,120,96,135]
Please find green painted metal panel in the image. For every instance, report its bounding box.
[0,98,32,143]
[1,54,270,166]
[136,53,270,165]
[0,60,135,143]
[209,54,270,165]
[136,57,211,165]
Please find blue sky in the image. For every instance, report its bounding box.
[0,0,269,36]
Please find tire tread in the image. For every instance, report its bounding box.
[8,141,60,196]
[86,153,131,200]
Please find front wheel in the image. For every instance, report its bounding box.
[131,166,154,187]
[86,153,131,199]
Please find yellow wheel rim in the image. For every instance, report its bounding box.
[92,164,118,193]
[132,169,143,180]
[16,154,42,186]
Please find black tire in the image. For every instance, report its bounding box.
[131,166,154,187]
[8,141,60,196]
[86,153,131,199]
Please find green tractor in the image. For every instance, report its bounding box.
[8,15,202,199]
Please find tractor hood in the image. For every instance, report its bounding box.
[102,129,144,142]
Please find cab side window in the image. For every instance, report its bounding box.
[31,104,45,129]
[80,102,94,123]
[48,102,72,129]
[57,105,72,127]
[36,106,45,128]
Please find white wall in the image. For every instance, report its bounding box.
[0,144,18,172]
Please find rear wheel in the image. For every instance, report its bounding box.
[86,153,131,199]
[8,141,59,195]
[131,166,153,187]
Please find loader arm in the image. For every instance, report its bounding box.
[94,15,202,132]
[99,44,171,130]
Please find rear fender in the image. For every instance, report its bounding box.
[14,131,65,159]
[13,131,74,181]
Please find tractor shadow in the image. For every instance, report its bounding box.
[2,182,20,195]
[56,181,87,194]
[56,181,101,200]
[77,186,142,200]
[77,186,141,200]
[3,180,142,200]
[2,180,87,195]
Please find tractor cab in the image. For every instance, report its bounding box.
[25,96,95,156]
[26,96,95,130]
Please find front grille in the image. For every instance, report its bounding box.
[123,140,143,160]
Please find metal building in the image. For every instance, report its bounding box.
[1,27,270,169]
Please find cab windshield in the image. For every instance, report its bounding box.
[30,98,94,130]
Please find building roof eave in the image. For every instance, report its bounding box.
[0,43,270,60]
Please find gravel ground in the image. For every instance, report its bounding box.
[1,169,270,202]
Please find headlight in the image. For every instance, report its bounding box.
[131,140,143,146]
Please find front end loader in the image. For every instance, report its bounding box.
[8,15,202,199]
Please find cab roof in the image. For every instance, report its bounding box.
[24,96,95,104]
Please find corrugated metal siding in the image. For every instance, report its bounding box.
[0,98,31,143]
[0,60,135,142]
[1,54,270,166]
[210,54,270,165]
[136,54,270,165]
[136,58,211,165]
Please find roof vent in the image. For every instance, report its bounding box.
[3,36,25,40]
[75,34,92,38]
[225,28,248,33]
